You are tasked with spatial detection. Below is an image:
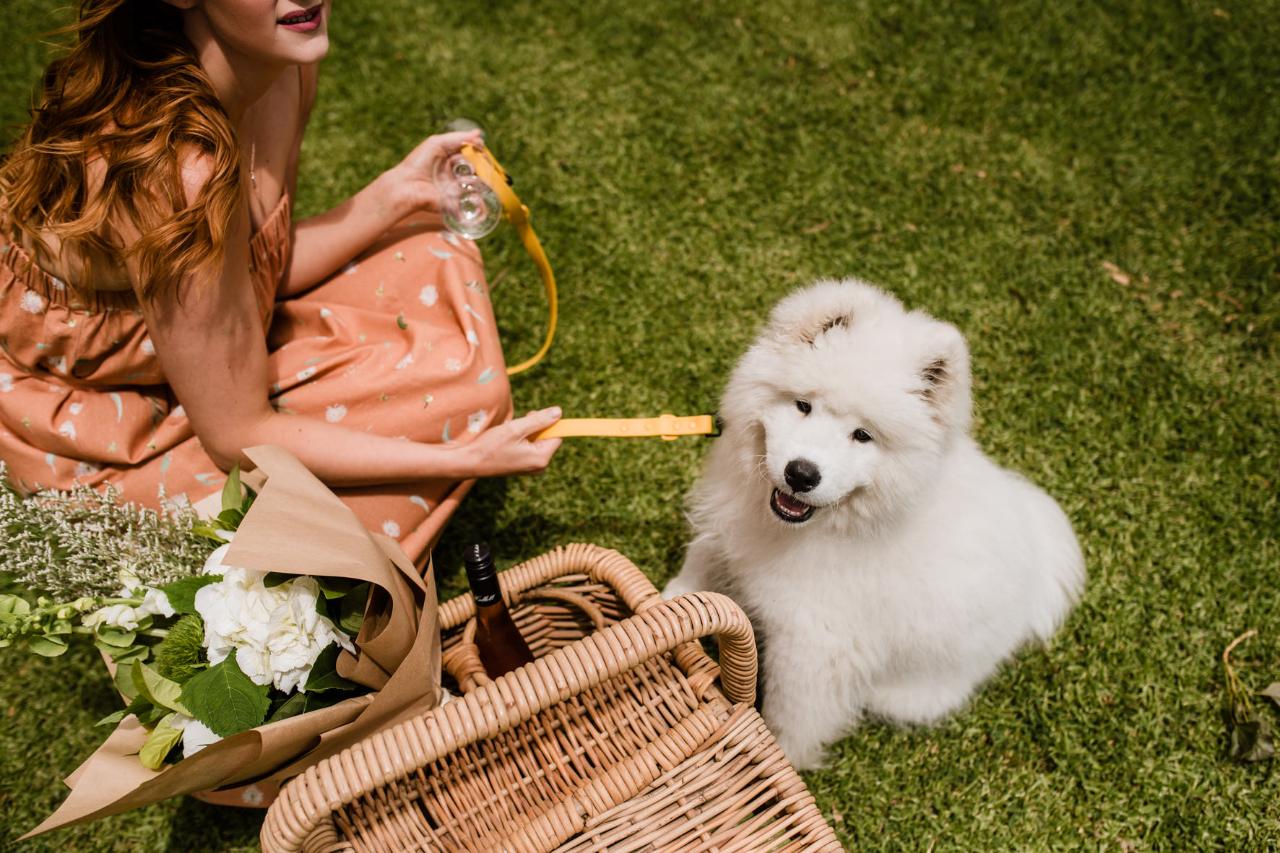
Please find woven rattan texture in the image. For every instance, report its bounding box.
[261,544,840,852]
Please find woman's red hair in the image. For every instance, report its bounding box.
[0,0,241,299]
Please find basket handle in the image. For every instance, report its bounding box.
[261,592,757,853]
[438,542,661,630]
[443,585,610,694]
[506,589,756,706]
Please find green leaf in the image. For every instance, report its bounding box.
[316,576,356,600]
[114,664,140,701]
[137,703,170,727]
[28,635,69,657]
[95,626,137,648]
[159,575,220,615]
[265,690,350,724]
[96,695,150,728]
[95,708,128,728]
[339,583,369,635]
[179,649,270,738]
[303,642,359,693]
[303,691,350,714]
[132,662,192,716]
[215,507,244,530]
[265,692,308,724]
[0,594,32,619]
[45,618,74,637]
[139,713,185,770]
[107,644,151,665]
[263,573,352,600]
[220,466,242,514]
[191,523,230,544]
[314,591,336,622]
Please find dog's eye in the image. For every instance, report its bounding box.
[795,400,811,415]
[851,428,873,443]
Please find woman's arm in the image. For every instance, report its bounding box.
[279,129,483,298]
[140,157,561,483]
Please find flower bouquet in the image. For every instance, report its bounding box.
[2,446,443,838]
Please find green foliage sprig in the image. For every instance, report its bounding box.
[0,462,217,599]
[0,590,161,659]
[0,467,367,770]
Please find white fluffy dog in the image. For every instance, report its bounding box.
[663,279,1084,769]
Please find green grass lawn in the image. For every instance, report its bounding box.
[2,1,1277,849]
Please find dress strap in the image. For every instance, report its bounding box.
[0,240,137,312]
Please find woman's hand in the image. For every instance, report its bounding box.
[462,407,564,477]
[379,129,485,219]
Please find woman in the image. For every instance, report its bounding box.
[0,0,562,566]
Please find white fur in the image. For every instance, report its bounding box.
[664,279,1084,770]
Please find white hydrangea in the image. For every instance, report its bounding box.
[196,543,355,694]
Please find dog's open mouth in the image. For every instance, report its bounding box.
[770,488,815,524]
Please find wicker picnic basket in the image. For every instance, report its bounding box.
[260,543,842,852]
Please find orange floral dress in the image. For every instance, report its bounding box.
[0,194,512,565]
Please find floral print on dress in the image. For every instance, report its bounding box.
[19,290,45,313]
[0,192,512,566]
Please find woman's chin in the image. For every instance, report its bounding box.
[280,35,330,66]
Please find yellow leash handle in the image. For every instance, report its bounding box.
[535,414,719,441]
[459,143,557,377]
[458,145,717,441]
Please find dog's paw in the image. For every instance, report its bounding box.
[774,730,830,772]
[866,680,974,726]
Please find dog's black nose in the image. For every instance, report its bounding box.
[784,459,821,492]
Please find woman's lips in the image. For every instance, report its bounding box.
[278,4,322,32]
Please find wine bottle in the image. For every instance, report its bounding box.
[463,543,535,678]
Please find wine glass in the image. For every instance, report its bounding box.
[434,119,501,240]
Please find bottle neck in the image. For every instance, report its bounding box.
[468,572,502,608]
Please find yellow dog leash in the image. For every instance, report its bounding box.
[460,143,556,378]
[535,414,719,441]
[460,143,716,441]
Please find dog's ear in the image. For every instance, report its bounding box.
[915,320,972,433]
[798,313,851,346]
[767,279,898,346]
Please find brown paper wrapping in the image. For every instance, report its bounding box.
[23,445,441,838]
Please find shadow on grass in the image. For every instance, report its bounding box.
[434,476,690,587]
[164,798,263,852]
